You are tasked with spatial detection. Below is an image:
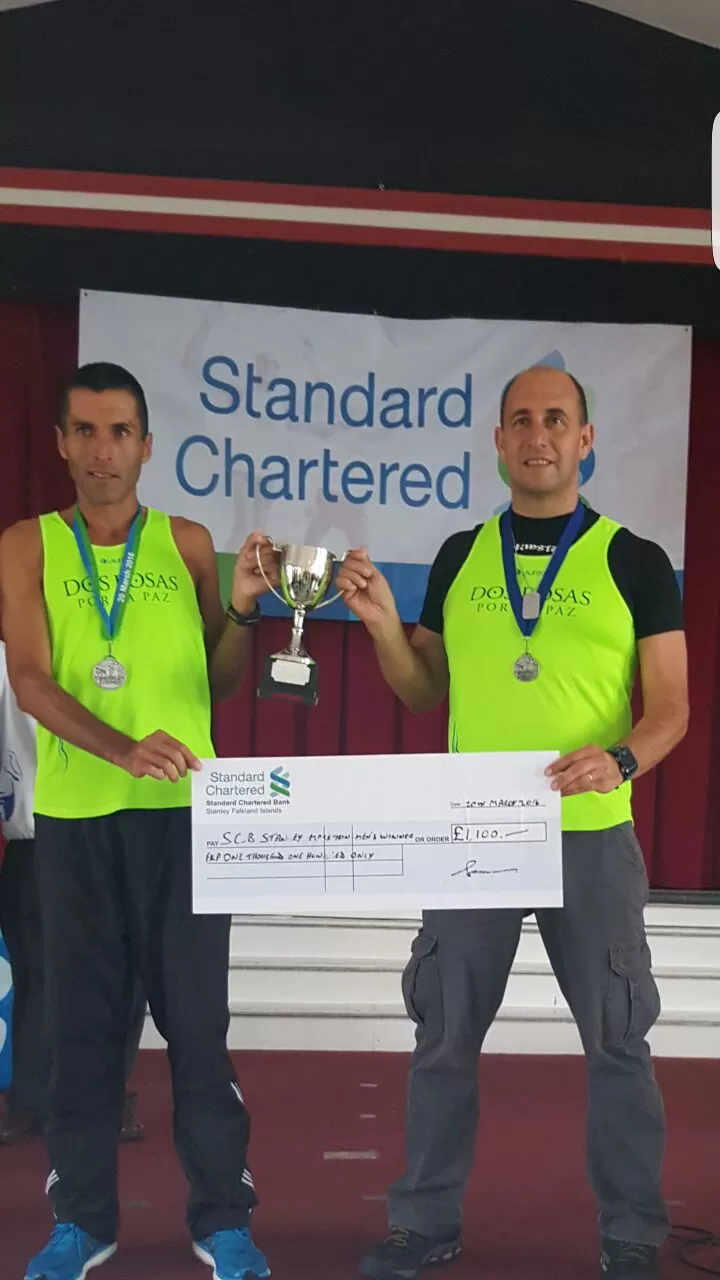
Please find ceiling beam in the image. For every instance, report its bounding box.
[573,0,720,49]
[0,0,59,11]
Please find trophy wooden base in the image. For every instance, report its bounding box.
[257,652,319,706]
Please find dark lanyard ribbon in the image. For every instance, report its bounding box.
[500,501,584,639]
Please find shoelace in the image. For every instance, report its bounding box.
[48,1225,80,1245]
[615,1243,654,1266]
[385,1228,412,1250]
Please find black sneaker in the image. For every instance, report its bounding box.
[359,1227,462,1279]
[601,1240,660,1278]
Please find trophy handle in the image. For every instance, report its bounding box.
[313,550,349,610]
[255,539,286,605]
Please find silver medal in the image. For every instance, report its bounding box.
[92,656,127,691]
[513,653,540,682]
[521,591,541,620]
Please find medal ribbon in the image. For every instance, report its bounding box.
[500,501,585,641]
[72,505,143,649]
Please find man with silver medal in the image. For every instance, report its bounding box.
[0,363,278,1280]
[338,366,688,1280]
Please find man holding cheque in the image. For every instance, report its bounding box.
[336,365,689,1280]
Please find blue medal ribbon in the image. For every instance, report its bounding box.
[72,505,143,651]
[500,501,585,641]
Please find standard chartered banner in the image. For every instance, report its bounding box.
[79,291,691,621]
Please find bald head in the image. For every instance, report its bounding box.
[494,364,594,516]
[500,367,588,428]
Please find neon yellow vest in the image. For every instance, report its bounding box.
[443,515,635,831]
[35,508,215,819]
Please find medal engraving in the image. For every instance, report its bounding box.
[513,653,540,682]
[92,657,127,691]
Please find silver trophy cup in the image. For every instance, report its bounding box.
[256,540,346,705]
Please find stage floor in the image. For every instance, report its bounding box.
[2,1052,719,1279]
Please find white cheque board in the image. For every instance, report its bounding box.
[191,751,562,915]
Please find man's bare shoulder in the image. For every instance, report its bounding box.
[168,517,218,590]
[0,520,44,609]
[0,518,42,562]
[170,515,215,552]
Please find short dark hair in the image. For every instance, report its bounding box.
[500,367,588,426]
[58,362,149,438]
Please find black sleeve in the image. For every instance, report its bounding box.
[608,529,684,640]
[418,527,479,633]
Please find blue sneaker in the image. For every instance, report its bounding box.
[24,1224,117,1280]
[193,1228,270,1279]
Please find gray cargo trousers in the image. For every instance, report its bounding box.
[387,823,669,1247]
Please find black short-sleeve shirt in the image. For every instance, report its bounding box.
[419,508,683,640]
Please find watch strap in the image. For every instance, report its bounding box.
[607,745,638,782]
[227,602,261,626]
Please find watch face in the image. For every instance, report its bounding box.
[613,746,637,777]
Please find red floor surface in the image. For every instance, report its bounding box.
[2,1052,719,1279]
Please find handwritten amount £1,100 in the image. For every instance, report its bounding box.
[451,824,531,843]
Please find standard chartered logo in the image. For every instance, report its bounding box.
[269,767,290,798]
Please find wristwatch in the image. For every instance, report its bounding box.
[226,602,261,626]
[606,744,638,784]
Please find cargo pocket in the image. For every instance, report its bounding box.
[401,931,442,1028]
[604,938,661,1049]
